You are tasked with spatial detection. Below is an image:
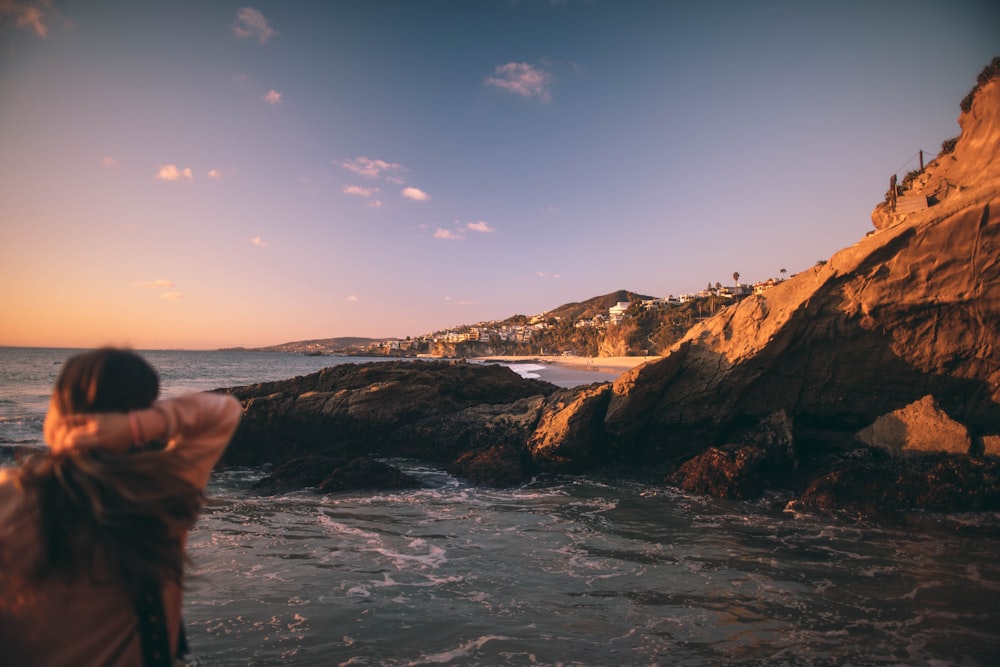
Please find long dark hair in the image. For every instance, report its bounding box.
[7,349,204,604]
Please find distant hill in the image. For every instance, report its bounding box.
[247,290,658,355]
[543,290,654,323]
[255,337,377,354]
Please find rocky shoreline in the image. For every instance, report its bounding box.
[219,77,1000,522]
[218,358,1000,521]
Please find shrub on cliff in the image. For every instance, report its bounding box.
[939,136,958,156]
[960,56,1000,113]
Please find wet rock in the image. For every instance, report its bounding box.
[788,454,1000,517]
[448,444,532,487]
[254,455,420,494]
[221,360,557,469]
[317,457,422,494]
[388,396,546,465]
[669,445,768,500]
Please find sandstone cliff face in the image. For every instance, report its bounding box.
[605,79,1000,462]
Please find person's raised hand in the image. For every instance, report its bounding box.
[44,404,134,454]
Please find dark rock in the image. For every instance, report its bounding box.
[788,454,1000,517]
[317,457,421,494]
[669,445,769,500]
[254,455,420,494]
[389,396,546,464]
[254,455,344,492]
[221,360,557,469]
[448,444,532,487]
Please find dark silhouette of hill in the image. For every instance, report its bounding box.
[256,337,377,354]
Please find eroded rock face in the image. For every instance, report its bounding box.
[857,395,971,456]
[527,384,612,472]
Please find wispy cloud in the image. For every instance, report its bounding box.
[402,187,431,202]
[232,7,275,43]
[433,220,495,240]
[337,156,407,180]
[264,89,283,105]
[133,279,176,289]
[346,295,359,302]
[100,156,119,169]
[207,169,223,180]
[156,164,193,182]
[434,228,462,240]
[343,185,380,197]
[250,236,267,247]
[485,62,553,102]
[368,199,383,208]
[536,271,561,279]
[159,292,184,301]
[1,0,50,37]
[465,221,494,233]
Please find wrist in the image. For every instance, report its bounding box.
[133,406,168,445]
[128,411,143,446]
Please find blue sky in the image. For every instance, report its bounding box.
[1,0,996,349]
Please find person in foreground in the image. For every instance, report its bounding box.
[0,348,241,666]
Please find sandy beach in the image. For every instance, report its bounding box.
[471,354,659,375]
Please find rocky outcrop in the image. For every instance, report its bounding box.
[857,395,972,455]
[254,455,422,494]
[669,445,770,500]
[788,453,1000,518]
[222,360,559,469]
[527,384,612,472]
[221,360,563,489]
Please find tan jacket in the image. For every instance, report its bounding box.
[0,392,241,666]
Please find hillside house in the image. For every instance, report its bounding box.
[608,301,630,324]
[753,278,780,295]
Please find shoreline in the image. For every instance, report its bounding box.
[471,354,659,375]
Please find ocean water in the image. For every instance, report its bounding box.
[2,347,1000,666]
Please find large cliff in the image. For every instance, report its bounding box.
[605,78,1000,462]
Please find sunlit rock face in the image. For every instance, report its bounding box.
[606,79,1000,461]
[857,395,971,456]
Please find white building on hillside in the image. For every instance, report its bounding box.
[608,301,630,324]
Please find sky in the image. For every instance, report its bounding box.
[1,1,997,350]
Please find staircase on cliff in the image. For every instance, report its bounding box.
[893,193,929,215]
